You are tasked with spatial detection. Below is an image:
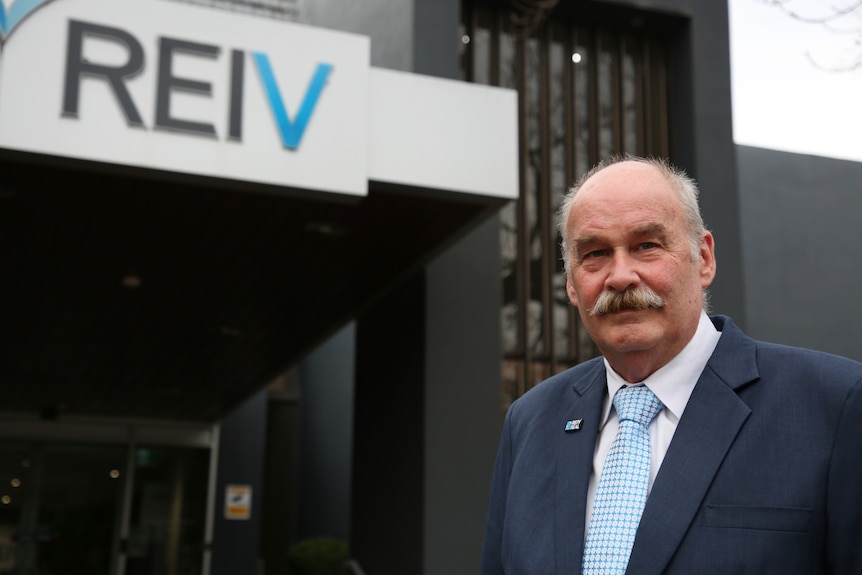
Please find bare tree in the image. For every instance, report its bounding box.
[759,0,862,70]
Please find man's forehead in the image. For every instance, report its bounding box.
[570,169,679,228]
[578,161,669,198]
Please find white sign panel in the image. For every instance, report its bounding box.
[0,0,370,196]
[224,484,252,520]
[368,68,519,200]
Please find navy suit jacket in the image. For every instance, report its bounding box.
[480,315,862,575]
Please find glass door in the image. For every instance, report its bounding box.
[0,441,210,575]
[0,442,126,575]
[125,446,209,575]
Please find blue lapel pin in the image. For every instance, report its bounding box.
[564,419,583,432]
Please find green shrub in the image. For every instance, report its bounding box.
[287,537,350,575]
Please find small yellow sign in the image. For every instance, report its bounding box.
[225,484,252,520]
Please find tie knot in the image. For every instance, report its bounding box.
[613,385,663,427]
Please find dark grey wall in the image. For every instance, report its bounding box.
[413,0,460,79]
[349,218,502,575]
[304,0,413,71]
[211,388,268,575]
[737,145,862,361]
[424,215,502,575]
[297,323,356,541]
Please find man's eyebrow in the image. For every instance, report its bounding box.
[571,235,602,256]
[572,223,668,246]
[631,222,669,238]
[572,234,598,247]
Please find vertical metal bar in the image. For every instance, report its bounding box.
[166,457,185,575]
[582,27,599,363]
[612,33,623,153]
[116,430,137,575]
[656,41,670,157]
[568,25,581,365]
[587,28,600,167]
[557,21,573,375]
[516,32,530,396]
[491,7,501,87]
[202,423,220,575]
[634,34,646,156]
[461,1,474,82]
[643,39,654,155]
[540,23,553,378]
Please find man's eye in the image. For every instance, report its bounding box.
[583,249,608,259]
[638,242,658,250]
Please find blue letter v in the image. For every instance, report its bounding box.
[252,52,333,151]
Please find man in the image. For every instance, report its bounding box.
[479,156,862,575]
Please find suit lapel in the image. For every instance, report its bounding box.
[554,361,607,575]
[626,316,759,575]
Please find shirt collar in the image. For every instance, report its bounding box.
[600,311,722,427]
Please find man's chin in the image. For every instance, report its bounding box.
[596,323,662,354]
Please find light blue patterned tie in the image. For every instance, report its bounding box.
[582,384,664,575]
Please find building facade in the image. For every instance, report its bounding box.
[0,0,742,574]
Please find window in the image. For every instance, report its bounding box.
[460,1,671,413]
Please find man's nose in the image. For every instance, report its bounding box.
[604,250,640,292]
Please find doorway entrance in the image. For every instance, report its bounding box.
[0,422,213,575]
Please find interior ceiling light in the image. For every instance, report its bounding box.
[122,274,142,289]
[304,221,345,237]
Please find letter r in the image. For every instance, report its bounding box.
[62,20,145,126]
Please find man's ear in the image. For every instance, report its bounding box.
[699,231,717,288]
[566,273,580,308]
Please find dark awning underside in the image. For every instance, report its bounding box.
[0,153,501,422]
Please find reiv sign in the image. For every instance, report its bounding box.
[62,20,333,151]
[0,0,370,196]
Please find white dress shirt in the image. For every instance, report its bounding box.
[585,311,722,529]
